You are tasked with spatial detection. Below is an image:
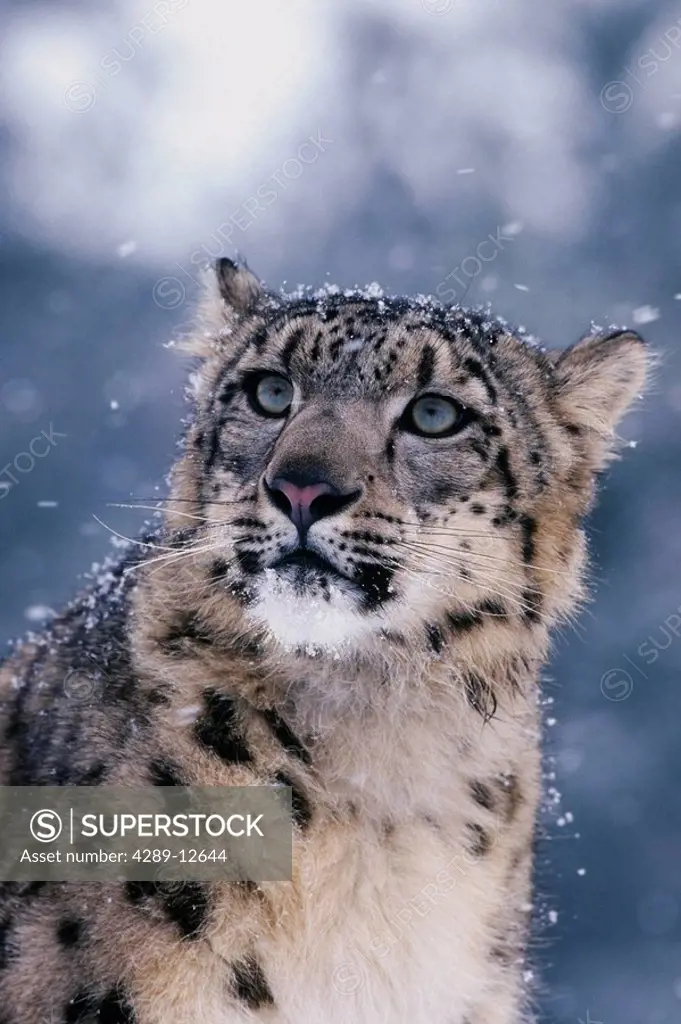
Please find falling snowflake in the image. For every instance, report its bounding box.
[632,305,659,325]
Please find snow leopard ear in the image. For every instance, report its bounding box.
[553,328,651,467]
[181,259,265,358]
[215,258,264,314]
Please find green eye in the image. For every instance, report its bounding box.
[251,373,293,417]
[407,395,465,436]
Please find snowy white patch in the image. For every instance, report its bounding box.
[632,305,659,325]
[175,704,202,726]
[247,568,377,652]
[24,604,56,622]
[500,220,524,236]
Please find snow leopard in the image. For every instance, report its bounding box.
[0,259,649,1024]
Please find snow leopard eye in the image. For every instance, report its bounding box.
[246,373,294,418]
[402,394,468,437]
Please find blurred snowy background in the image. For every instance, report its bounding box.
[1,0,680,1019]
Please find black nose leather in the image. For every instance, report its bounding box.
[265,472,360,534]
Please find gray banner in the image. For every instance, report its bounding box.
[0,786,292,882]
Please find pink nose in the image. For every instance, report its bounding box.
[265,460,364,535]
[267,477,339,534]
[275,479,334,511]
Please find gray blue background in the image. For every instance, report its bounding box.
[1,1,680,1019]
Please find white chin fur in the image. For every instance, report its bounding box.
[247,568,377,653]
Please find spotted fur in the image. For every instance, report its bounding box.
[0,260,649,1023]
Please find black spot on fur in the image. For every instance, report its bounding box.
[96,988,136,1024]
[354,561,395,611]
[416,345,435,390]
[464,673,498,723]
[249,326,269,351]
[228,578,254,606]
[470,502,486,515]
[231,517,266,530]
[426,479,457,503]
[366,510,402,525]
[124,881,156,906]
[125,881,210,939]
[275,771,312,830]
[147,688,170,706]
[492,506,517,528]
[160,611,214,656]
[65,991,98,1024]
[280,326,305,368]
[261,709,311,765]
[159,882,210,939]
[310,330,324,364]
[469,437,490,461]
[479,597,507,619]
[521,587,542,624]
[467,822,492,857]
[194,690,253,764]
[57,918,84,949]
[446,598,507,635]
[426,623,445,654]
[495,447,518,501]
[235,548,262,577]
[203,426,222,471]
[342,529,395,545]
[231,956,275,1009]
[149,758,185,786]
[469,781,496,812]
[564,423,582,436]
[518,514,537,564]
[446,608,485,633]
[209,558,230,584]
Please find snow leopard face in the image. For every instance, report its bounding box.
[171,260,647,654]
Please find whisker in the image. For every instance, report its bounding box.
[106,502,218,525]
[400,534,576,582]
[376,550,527,616]
[126,495,252,507]
[396,540,530,594]
[405,530,577,580]
[122,541,225,577]
[91,515,180,553]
